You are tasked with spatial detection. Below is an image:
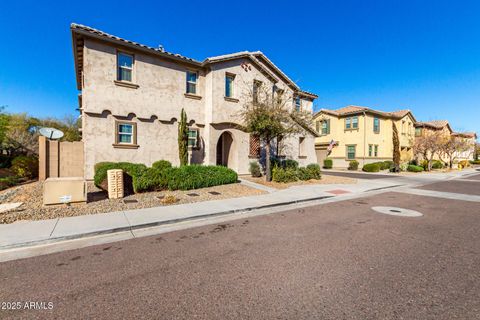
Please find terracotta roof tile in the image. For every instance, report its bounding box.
[416,120,449,129]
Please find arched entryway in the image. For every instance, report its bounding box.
[216,131,234,167]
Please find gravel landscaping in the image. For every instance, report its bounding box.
[241,174,357,190]
[0,181,266,224]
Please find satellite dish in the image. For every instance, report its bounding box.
[39,127,64,140]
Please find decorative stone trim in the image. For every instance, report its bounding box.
[112,143,139,149]
[224,96,239,103]
[114,80,139,89]
[184,93,202,100]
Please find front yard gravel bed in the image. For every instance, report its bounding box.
[0,181,266,224]
[241,174,357,190]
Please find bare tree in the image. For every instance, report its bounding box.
[238,83,313,181]
[439,135,473,168]
[413,130,444,171]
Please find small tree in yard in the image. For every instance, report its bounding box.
[178,108,188,166]
[392,122,401,172]
[439,136,473,168]
[239,83,312,181]
[413,130,443,171]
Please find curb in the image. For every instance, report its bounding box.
[0,195,333,251]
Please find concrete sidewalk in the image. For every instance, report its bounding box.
[0,178,402,250]
[0,168,475,250]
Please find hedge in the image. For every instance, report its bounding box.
[272,163,321,183]
[431,160,444,169]
[348,160,359,171]
[134,165,238,192]
[152,160,172,171]
[94,162,147,193]
[362,163,380,172]
[407,165,424,172]
[470,160,480,165]
[323,158,333,169]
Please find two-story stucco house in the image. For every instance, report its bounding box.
[313,106,416,168]
[71,24,318,179]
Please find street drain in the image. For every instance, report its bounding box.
[372,206,422,217]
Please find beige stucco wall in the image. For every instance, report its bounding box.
[80,38,317,178]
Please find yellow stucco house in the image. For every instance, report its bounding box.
[313,106,416,168]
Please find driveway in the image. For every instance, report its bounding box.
[418,173,480,196]
[1,191,479,319]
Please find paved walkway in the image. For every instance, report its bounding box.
[0,168,476,250]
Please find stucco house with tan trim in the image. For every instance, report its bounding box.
[313,106,416,168]
[71,24,318,179]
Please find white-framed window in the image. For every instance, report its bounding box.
[188,128,199,148]
[117,52,133,82]
[346,145,356,160]
[225,74,235,98]
[116,121,136,145]
[352,116,358,129]
[345,116,358,129]
[186,71,198,94]
[373,117,380,133]
[294,97,301,111]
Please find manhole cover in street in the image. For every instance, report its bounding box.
[371,206,422,217]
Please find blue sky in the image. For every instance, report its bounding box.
[1,0,479,134]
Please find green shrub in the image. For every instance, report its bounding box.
[11,155,38,179]
[323,158,333,169]
[0,176,19,191]
[94,162,148,193]
[407,165,424,172]
[249,161,262,177]
[134,165,238,192]
[0,155,12,169]
[152,160,172,171]
[348,160,359,171]
[362,163,380,172]
[306,163,321,180]
[272,166,298,183]
[431,160,444,169]
[284,159,299,169]
[296,167,312,181]
[420,160,429,170]
[382,161,394,170]
[470,160,480,165]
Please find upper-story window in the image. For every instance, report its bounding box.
[186,71,198,94]
[415,127,422,137]
[373,117,380,133]
[345,116,358,129]
[321,119,330,135]
[294,97,301,111]
[225,74,235,98]
[253,80,262,103]
[117,52,133,82]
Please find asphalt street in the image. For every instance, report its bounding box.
[1,175,479,319]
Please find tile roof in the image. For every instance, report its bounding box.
[315,105,414,120]
[415,120,449,129]
[71,23,317,98]
[452,131,477,138]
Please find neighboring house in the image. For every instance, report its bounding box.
[71,24,318,179]
[313,106,416,168]
[452,132,477,161]
[414,120,453,163]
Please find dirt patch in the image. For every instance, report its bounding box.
[0,181,266,224]
[241,174,357,190]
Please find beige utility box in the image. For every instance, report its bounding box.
[107,169,124,199]
[43,177,87,205]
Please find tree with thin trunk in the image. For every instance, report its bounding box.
[413,130,443,171]
[439,135,472,168]
[392,122,401,172]
[178,108,188,166]
[239,83,312,181]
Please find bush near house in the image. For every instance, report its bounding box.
[362,163,380,172]
[323,158,333,169]
[284,159,299,169]
[10,155,39,179]
[407,165,424,172]
[348,160,359,171]
[272,163,321,183]
[470,160,480,165]
[431,160,444,169]
[381,161,394,170]
[249,161,262,177]
[134,165,238,192]
[459,160,470,168]
[0,176,19,191]
[152,160,173,171]
[94,162,148,193]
